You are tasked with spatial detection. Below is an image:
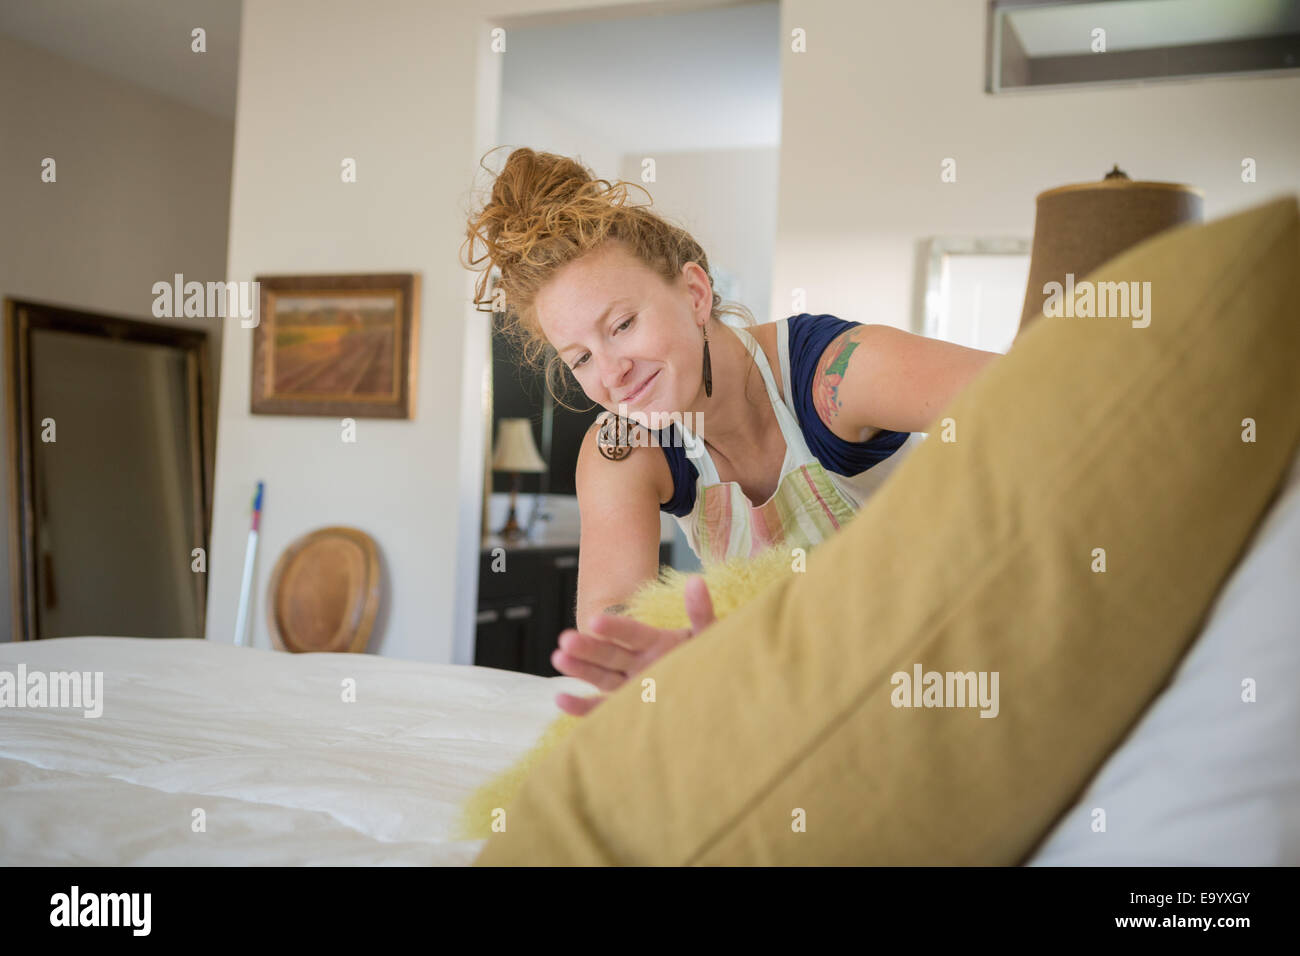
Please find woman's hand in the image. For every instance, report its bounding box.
[553,576,716,716]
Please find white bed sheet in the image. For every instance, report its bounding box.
[0,638,587,865]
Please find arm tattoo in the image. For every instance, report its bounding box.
[814,330,861,426]
[603,603,628,616]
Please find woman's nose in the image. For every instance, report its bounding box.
[598,355,632,393]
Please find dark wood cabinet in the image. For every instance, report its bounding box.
[473,598,534,672]
[475,542,673,677]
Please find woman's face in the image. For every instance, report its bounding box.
[536,240,711,419]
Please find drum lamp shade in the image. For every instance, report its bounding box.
[1019,166,1204,336]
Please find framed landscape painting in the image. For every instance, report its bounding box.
[251,273,420,418]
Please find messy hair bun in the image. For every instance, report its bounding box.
[461,146,754,406]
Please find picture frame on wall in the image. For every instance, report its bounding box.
[251,272,420,418]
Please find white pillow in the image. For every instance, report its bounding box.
[1027,445,1300,865]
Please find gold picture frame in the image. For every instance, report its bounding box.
[251,272,419,418]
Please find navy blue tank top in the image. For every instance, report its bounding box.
[657,313,910,517]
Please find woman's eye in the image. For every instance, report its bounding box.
[566,317,631,369]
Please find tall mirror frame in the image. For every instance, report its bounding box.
[4,298,215,641]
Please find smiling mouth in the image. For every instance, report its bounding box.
[622,370,659,403]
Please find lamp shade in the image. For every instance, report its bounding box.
[1018,166,1203,335]
[491,418,547,473]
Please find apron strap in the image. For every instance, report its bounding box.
[732,325,818,468]
[679,424,721,485]
[776,317,794,406]
[679,322,820,484]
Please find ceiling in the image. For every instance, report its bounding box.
[0,0,241,118]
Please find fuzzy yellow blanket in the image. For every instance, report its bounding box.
[455,543,796,840]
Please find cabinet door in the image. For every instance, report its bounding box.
[475,542,678,677]
[474,599,535,672]
[527,551,579,677]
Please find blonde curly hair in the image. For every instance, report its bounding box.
[461,146,756,409]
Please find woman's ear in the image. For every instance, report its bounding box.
[678,260,713,317]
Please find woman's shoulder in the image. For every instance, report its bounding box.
[786,311,862,355]
[577,417,678,508]
[735,313,862,429]
[787,313,864,433]
[785,313,910,467]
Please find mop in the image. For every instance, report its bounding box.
[233,481,264,648]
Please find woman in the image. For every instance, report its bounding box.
[463,147,1000,715]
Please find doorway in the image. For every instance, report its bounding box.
[456,0,782,668]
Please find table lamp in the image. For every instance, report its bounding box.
[1018,165,1204,338]
[491,418,547,539]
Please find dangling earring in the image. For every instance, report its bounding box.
[702,323,713,398]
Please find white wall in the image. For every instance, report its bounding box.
[0,30,232,641]
[497,95,778,578]
[770,0,1300,333]
[207,0,1300,665]
[209,0,680,663]
[499,88,624,183]
[497,91,778,329]
[617,148,779,325]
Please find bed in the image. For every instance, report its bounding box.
[3,450,1299,866]
[0,637,588,864]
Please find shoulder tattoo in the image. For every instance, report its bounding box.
[814,328,862,426]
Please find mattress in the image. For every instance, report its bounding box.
[0,637,587,864]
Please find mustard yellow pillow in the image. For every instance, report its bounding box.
[475,196,1300,865]
[455,545,795,840]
